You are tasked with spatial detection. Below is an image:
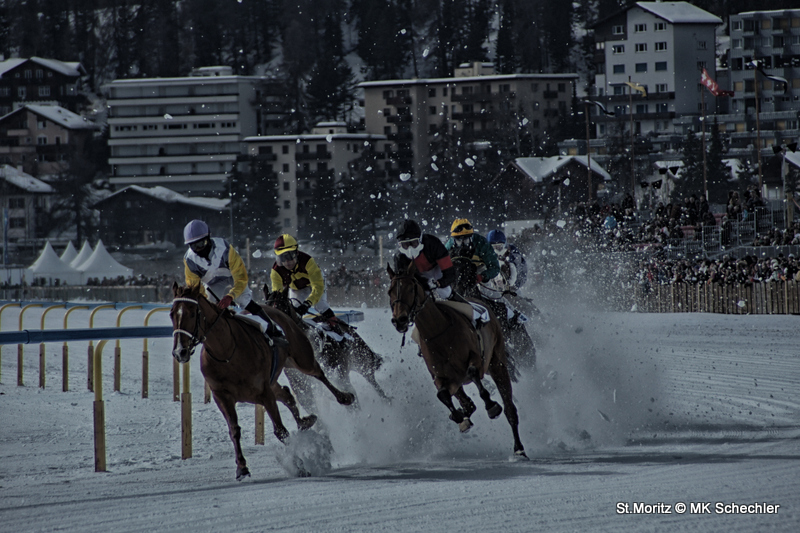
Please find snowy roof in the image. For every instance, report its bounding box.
[636,2,722,25]
[22,105,97,130]
[76,239,133,277]
[0,165,55,193]
[359,72,578,88]
[96,185,229,211]
[244,133,387,142]
[70,241,93,269]
[0,57,85,78]
[512,156,611,183]
[59,241,78,265]
[785,151,800,171]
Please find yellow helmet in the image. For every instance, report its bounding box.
[273,234,299,255]
[450,218,474,237]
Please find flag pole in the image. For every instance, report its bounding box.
[585,100,592,202]
[629,77,635,197]
[701,83,708,201]
[754,65,763,193]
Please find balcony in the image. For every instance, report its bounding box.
[295,151,332,161]
[604,91,675,103]
[387,114,413,124]
[388,131,413,142]
[451,91,516,103]
[253,152,277,161]
[542,90,559,99]
[386,95,412,106]
[296,169,333,179]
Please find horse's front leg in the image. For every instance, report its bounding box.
[211,390,250,480]
[435,382,473,433]
[466,365,502,419]
[453,387,477,418]
[273,383,317,431]
[258,390,290,443]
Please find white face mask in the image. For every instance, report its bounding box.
[400,241,424,259]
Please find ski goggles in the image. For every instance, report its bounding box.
[398,238,420,249]
[453,235,473,247]
[277,250,298,264]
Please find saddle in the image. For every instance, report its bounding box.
[233,313,286,339]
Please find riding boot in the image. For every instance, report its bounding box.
[448,291,469,304]
[248,303,289,348]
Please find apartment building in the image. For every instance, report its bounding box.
[243,122,387,235]
[359,62,578,178]
[0,104,98,177]
[105,66,287,195]
[591,1,721,146]
[717,9,800,157]
[0,57,87,116]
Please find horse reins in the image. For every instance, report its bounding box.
[390,275,432,346]
[172,296,230,362]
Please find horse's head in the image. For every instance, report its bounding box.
[451,255,479,297]
[170,282,209,363]
[387,263,425,333]
[265,285,302,324]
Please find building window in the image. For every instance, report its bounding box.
[762,37,772,47]
[37,120,46,129]
[635,63,647,72]
[612,25,624,35]
[635,43,647,52]
[37,136,47,145]
[24,70,32,79]
[656,83,668,93]
[531,83,538,92]
[634,23,646,33]
[283,200,290,209]
[655,61,668,71]
[732,38,743,49]
[655,22,667,31]
[9,198,25,209]
[697,40,707,50]
[282,145,289,154]
[596,42,605,50]
[612,44,625,54]
[613,64,625,74]
[732,20,742,31]
[429,106,436,115]
[500,84,510,93]
[18,87,26,98]
[10,218,25,229]
[283,181,290,191]
[284,218,291,228]
[697,61,707,70]
[636,104,648,114]
[443,87,448,96]
[38,85,50,97]
[382,90,393,99]
[613,86,625,95]
[462,86,473,95]
[282,163,289,172]
[656,103,668,113]
[655,42,667,51]
[428,88,436,97]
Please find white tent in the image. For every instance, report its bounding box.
[76,239,133,281]
[27,241,83,285]
[59,241,78,265]
[70,241,93,269]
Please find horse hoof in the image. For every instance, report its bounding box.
[236,466,251,480]
[458,418,473,433]
[339,392,355,405]
[513,449,529,461]
[449,409,464,424]
[487,402,503,419]
[299,415,317,430]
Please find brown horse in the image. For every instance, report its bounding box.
[170,282,354,480]
[265,286,391,406]
[387,264,527,457]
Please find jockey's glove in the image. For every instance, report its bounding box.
[427,278,439,290]
[296,300,312,316]
[218,295,234,309]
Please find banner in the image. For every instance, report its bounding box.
[748,60,789,93]
[700,68,734,97]
[624,81,647,97]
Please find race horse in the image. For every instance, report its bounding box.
[170,282,354,480]
[450,255,536,372]
[265,286,390,406]
[387,263,527,458]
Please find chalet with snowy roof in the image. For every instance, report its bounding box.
[0,164,54,246]
[91,185,230,248]
[0,104,99,177]
[0,57,87,115]
[491,156,612,220]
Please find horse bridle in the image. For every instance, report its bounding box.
[172,296,226,360]
[390,275,430,327]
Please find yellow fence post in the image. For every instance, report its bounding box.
[142,307,169,399]
[181,361,192,459]
[17,303,42,386]
[0,302,22,382]
[38,304,66,389]
[114,306,143,392]
[255,405,265,445]
[87,305,114,391]
[93,339,109,472]
[62,306,89,392]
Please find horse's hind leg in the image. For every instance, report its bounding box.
[466,365,503,419]
[453,387,476,417]
[488,357,527,458]
[273,383,317,431]
[286,341,355,406]
[211,391,251,480]
[350,340,392,402]
[436,386,473,432]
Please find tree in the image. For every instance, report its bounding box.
[705,118,729,205]
[230,157,280,246]
[495,0,517,74]
[306,11,356,123]
[673,129,704,202]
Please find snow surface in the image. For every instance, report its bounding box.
[1,301,799,532]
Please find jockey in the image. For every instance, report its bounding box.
[182,219,286,347]
[392,219,457,300]
[487,229,528,292]
[444,218,501,283]
[270,234,335,321]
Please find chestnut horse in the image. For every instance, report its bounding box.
[387,264,527,457]
[170,282,354,480]
[265,286,391,406]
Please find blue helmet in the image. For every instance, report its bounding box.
[183,219,209,244]
[487,229,506,245]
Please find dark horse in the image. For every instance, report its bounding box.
[265,286,391,405]
[387,263,527,457]
[451,256,536,371]
[170,282,354,480]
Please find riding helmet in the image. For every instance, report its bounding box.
[450,218,474,237]
[487,229,506,245]
[183,219,209,244]
[396,219,422,241]
[274,234,299,255]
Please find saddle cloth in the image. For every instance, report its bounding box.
[303,318,354,343]
[233,313,286,338]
